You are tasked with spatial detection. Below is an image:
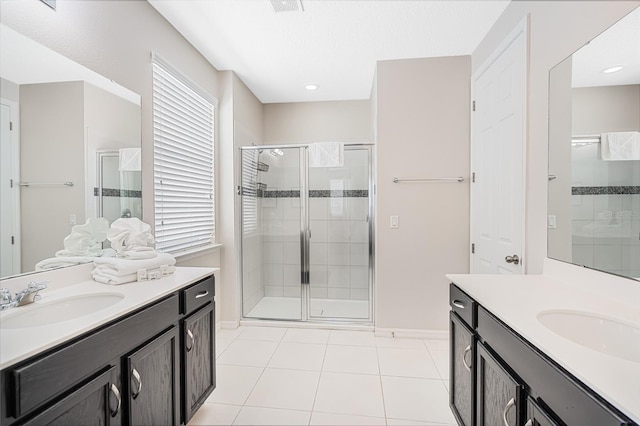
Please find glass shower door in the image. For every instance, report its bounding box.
[307,147,372,320]
[241,147,303,320]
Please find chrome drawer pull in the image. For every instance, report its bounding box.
[186,329,195,352]
[110,383,121,417]
[452,300,465,309]
[462,345,472,371]
[503,397,516,426]
[131,368,142,399]
[195,290,209,299]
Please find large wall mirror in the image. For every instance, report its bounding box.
[0,24,142,279]
[548,7,640,280]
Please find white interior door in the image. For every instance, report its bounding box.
[471,21,527,274]
[1,100,20,277]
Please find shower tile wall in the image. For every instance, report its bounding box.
[571,144,640,277]
[259,149,370,302]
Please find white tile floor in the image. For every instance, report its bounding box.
[189,326,456,426]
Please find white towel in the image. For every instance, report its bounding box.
[61,217,110,256]
[36,256,96,271]
[601,132,640,161]
[108,217,155,254]
[116,247,157,260]
[93,252,176,277]
[308,142,344,167]
[91,265,176,285]
[119,148,142,172]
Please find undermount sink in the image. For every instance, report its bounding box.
[537,310,640,363]
[0,293,125,329]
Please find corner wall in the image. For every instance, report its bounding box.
[472,0,640,273]
[375,56,471,332]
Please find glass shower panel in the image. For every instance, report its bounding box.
[241,147,302,320]
[308,148,371,320]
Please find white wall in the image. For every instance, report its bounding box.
[472,0,640,274]
[375,56,471,331]
[263,100,372,144]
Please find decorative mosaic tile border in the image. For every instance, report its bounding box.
[240,187,369,198]
[572,186,640,195]
[94,187,143,198]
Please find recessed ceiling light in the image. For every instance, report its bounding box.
[603,66,623,74]
[305,84,318,91]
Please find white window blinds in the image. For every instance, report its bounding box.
[152,56,216,254]
[241,150,259,234]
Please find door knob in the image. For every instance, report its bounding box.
[505,255,520,265]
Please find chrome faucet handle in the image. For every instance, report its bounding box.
[0,288,17,311]
[15,280,49,306]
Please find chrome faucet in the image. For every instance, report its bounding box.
[0,281,48,311]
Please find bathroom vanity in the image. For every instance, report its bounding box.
[447,261,640,426]
[0,266,217,425]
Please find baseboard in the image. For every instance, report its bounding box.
[219,320,239,330]
[374,327,448,340]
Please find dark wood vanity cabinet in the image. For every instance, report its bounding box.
[476,341,524,426]
[0,274,216,426]
[180,277,216,424]
[449,283,636,426]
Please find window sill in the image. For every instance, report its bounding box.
[172,243,222,263]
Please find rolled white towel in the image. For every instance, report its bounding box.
[108,218,155,254]
[93,252,176,277]
[116,247,157,260]
[62,217,110,256]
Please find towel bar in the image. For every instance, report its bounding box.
[393,177,464,183]
[16,181,74,187]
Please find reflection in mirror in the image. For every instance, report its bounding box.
[548,7,640,280]
[0,24,142,279]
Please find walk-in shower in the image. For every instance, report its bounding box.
[240,143,374,324]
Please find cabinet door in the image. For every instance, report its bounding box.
[182,303,216,423]
[476,341,524,426]
[126,327,179,426]
[20,367,120,426]
[450,311,475,426]
[524,398,560,426]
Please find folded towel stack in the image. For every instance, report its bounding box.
[36,256,98,271]
[92,252,176,285]
[108,218,157,259]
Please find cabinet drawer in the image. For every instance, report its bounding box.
[450,284,476,328]
[181,275,214,315]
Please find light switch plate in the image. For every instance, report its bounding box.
[547,215,557,229]
[390,215,399,228]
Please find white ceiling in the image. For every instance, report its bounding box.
[571,6,640,88]
[148,0,510,104]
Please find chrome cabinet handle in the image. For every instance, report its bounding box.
[195,290,209,299]
[452,300,465,309]
[462,345,472,371]
[110,383,121,417]
[505,255,520,265]
[186,329,195,352]
[503,397,516,426]
[131,368,142,399]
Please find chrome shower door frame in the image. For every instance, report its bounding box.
[239,143,375,325]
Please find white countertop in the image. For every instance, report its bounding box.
[446,269,640,423]
[0,266,217,370]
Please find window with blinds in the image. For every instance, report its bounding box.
[152,56,216,254]
[241,150,259,234]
